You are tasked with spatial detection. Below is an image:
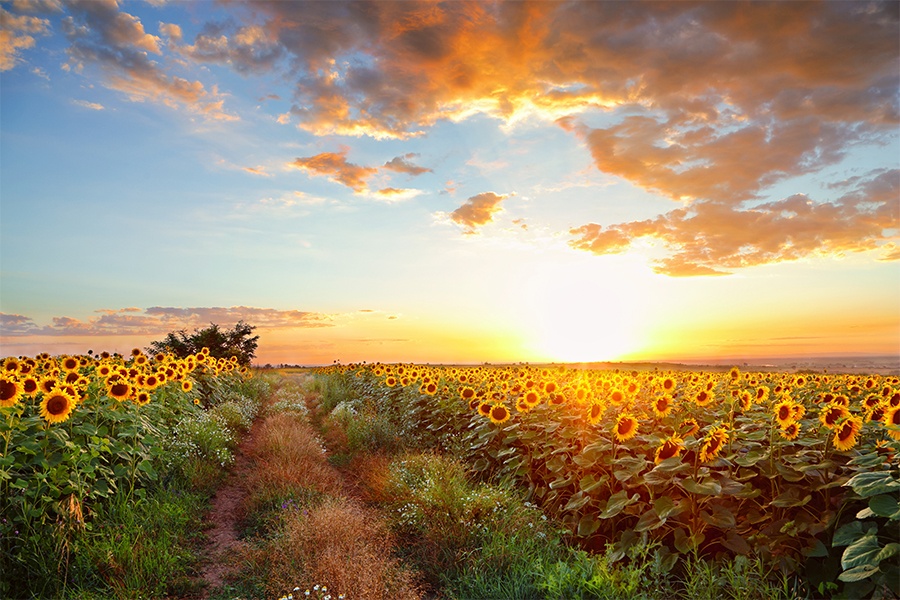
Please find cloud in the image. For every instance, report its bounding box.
[288,150,378,193]
[570,169,900,276]
[59,0,236,120]
[450,192,509,234]
[0,306,334,337]
[0,6,52,71]
[382,153,432,176]
[243,165,269,176]
[72,99,104,110]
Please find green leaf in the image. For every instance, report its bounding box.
[579,473,606,494]
[869,494,900,520]
[845,471,900,498]
[770,489,812,508]
[634,509,664,532]
[577,514,600,537]
[841,530,880,570]
[876,543,900,563]
[838,564,880,582]
[833,520,875,548]
[599,490,639,519]
[654,496,682,519]
[679,478,722,496]
[723,531,751,555]
[700,504,736,529]
[564,492,592,512]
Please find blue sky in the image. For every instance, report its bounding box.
[1,0,898,364]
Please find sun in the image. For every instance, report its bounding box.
[520,255,651,363]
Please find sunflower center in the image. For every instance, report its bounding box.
[0,380,16,401]
[46,395,69,415]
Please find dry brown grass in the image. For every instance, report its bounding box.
[234,411,422,599]
[241,412,345,518]
[261,498,421,599]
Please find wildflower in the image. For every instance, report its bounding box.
[20,376,39,397]
[613,413,639,442]
[181,380,193,392]
[654,435,684,464]
[661,376,676,392]
[739,390,753,412]
[107,381,133,401]
[477,401,492,418]
[60,355,80,372]
[522,389,541,408]
[459,386,476,401]
[833,416,862,451]
[609,389,625,404]
[39,389,76,424]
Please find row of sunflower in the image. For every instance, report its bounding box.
[314,363,900,597]
[0,348,253,594]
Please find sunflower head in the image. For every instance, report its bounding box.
[614,414,639,442]
[489,404,510,425]
[833,416,862,451]
[654,435,684,464]
[0,376,22,408]
[780,422,801,441]
[40,389,76,424]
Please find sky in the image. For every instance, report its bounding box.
[1,0,898,366]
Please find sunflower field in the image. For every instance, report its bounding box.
[313,363,900,598]
[0,348,261,597]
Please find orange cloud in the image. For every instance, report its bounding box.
[382,153,432,176]
[450,192,508,234]
[288,150,378,193]
[0,6,51,71]
[570,169,900,276]
[0,306,334,337]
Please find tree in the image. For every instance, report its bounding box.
[146,321,259,366]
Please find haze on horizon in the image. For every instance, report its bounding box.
[1,0,898,366]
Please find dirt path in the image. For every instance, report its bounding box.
[196,418,263,598]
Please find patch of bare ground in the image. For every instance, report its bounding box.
[195,417,264,599]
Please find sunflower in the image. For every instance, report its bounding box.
[780,422,801,441]
[181,380,193,393]
[587,402,603,425]
[694,389,714,407]
[2,357,20,374]
[609,389,625,405]
[522,389,541,408]
[661,376,676,392]
[459,386,476,401]
[544,380,558,394]
[652,395,674,419]
[549,392,566,406]
[60,355,80,372]
[489,404,510,425]
[833,416,862,451]
[774,399,795,428]
[728,366,741,383]
[756,386,770,403]
[131,348,142,357]
[39,389,75,424]
[681,417,700,437]
[882,405,900,441]
[0,376,22,408]
[614,414,639,442]
[699,427,729,463]
[477,401,492,418]
[385,376,398,387]
[573,386,589,405]
[739,391,753,412]
[819,403,850,429]
[107,381,133,401]
[20,376,39,397]
[134,391,151,406]
[654,435,684,464]
[420,381,438,396]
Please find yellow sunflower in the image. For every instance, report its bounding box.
[489,404,510,425]
[833,416,862,451]
[654,435,684,464]
[774,399,795,428]
[477,401,492,418]
[181,380,193,393]
[587,402,603,425]
[699,427,729,463]
[0,376,22,408]
[107,381,133,401]
[614,414,639,442]
[820,403,850,430]
[780,422,801,441]
[694,389,714,407]
[882,405,900,441]
[652,395,674,418]
[681,417,700,437]
[39,389,75,424]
